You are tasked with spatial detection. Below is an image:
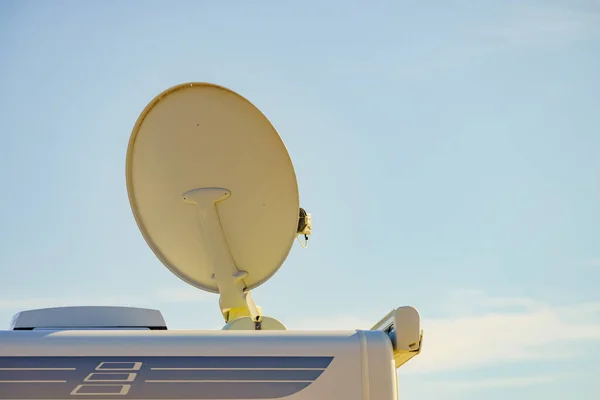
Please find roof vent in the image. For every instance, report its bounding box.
[10,306,167,330]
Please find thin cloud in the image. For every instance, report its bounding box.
[287,315,372,331]
[586,258,600,267]
[432,2,600,71]
[324,1,600,80]
[0,285,214,311]
[476,2,600,45]
[291,291,600,374]
[439,375,556,390]
[397,373,564,399]
[154,286,215,303]
[405,292,600,374]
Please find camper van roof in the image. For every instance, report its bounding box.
[10,306,167,330]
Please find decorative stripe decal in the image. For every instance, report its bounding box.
[0,356,333,399]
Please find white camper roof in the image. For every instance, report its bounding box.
[10,306,167,330]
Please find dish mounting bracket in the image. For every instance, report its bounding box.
[183,187,262,324]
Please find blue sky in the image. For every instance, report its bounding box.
[1,1,599,399]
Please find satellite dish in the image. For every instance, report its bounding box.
[126,82,310,327]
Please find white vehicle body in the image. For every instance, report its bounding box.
[0,306,420,400]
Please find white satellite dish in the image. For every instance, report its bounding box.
[126,83,311,327]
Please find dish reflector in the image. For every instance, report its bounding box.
[126,83,299,294]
